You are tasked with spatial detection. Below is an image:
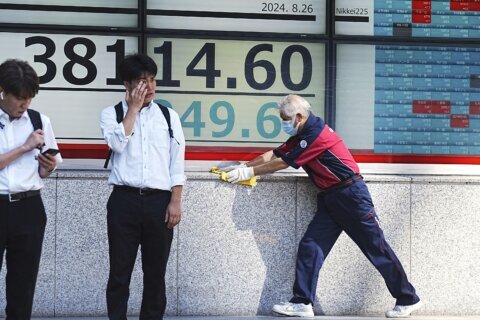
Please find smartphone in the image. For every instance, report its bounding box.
[42,148,60,156]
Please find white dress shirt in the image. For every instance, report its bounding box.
[100,100,186,190]
[0,108,62,194]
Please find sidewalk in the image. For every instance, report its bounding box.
[161,317,477,320]
[31,316,480,320]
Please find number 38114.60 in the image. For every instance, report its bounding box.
[25,36,313,92]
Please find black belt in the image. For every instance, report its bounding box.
[113,185,168,196]
[0,190,41,202]
[319,174,363,195]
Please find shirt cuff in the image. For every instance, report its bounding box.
[114,123,131,141]
[170,174,187,187]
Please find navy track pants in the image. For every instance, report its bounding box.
[290,179,419,306]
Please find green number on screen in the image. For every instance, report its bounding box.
[210,101,235,138]
[180,101,206,137]
[257,102,281,139]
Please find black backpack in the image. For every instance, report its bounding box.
[103,101,173,168]
[27,109,42,131]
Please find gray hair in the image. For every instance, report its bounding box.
[278,94,311,118]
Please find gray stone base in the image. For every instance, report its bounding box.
[0,171,478,316]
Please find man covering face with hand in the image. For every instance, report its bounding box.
[100,53,186,320]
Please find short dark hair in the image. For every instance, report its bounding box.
[118,54,157,82]
[0,59,39,99]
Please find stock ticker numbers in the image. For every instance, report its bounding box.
[8,33,141,140]
[154,41,312,139]
[154,41,313,91]
[24,36,129,86]
[26,36,99,86]
[147,38,324,146]
[154,99,283,140]
[374,0,480,38]
[16,34,323,146]
[374,45,480,155]
[24,36,314,93]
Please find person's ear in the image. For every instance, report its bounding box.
[295,113,303,123]
[0,86,3,100]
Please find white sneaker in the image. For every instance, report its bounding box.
[272,301,314,317]
[385,300,423,318]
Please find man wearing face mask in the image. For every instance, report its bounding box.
[224,94,422,318]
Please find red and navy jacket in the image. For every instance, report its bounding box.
[273,113,359,191]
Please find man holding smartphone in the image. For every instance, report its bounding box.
[100,53,186,320]
[42,148,60,157]
[0,59,62,319]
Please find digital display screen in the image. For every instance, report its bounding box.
[3,1,477,162]
[147,37,325,148]
[335,0,480,38]
[147,0,326,34]
[0,33,324,151]
[0,0,138,28]
[0,32,139,144]
[336,44,480,156]
[375,45,480,155]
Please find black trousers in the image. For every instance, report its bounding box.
[106,188,173,320]
[0,195,46,320]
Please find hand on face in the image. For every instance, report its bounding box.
[124,75,156,112]
[125,80,148,112]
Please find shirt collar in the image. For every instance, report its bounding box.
[0,108,29,123]
[20,110,29,120]
[0,108,7,121]
[122,100,155,112]
[142,100,154,111]
[298,113,325,139]
[0,110,7,129]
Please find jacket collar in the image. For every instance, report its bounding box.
[297,113,324,139]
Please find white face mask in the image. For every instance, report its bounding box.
[282,118,298,136]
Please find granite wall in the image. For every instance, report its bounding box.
[0,171,478,316]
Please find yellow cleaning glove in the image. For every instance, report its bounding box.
[210,167,257,187]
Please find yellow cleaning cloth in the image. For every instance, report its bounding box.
[210,167,257,187]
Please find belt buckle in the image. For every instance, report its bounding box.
[8,194,20,202]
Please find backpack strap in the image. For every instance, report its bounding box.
[27,109,43,131]
[114,101,124,123]
[158,104,173,139]
[103,102,124,169]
